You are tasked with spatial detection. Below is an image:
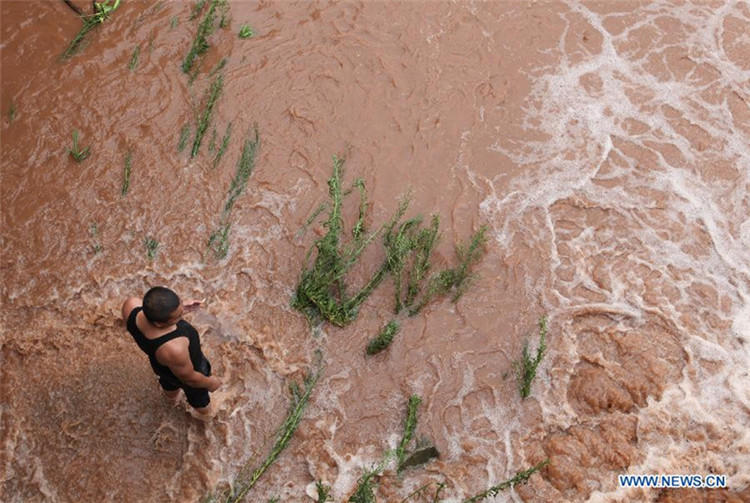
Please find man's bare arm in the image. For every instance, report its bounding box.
[157,341,221,391]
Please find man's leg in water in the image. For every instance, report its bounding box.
[163,389,181,403]
[159,376,182,404]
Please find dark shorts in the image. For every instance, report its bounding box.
[158,359,212,409]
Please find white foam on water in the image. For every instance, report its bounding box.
[475,0,750,499]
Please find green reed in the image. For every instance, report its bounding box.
[190,0,209,20]
[207,126,260,259]
[121,150,132,196]
[61,0,121,60]
[239,25,254,38]
[408,225,488,316]
[183,0,228,74]
[178,125,191,152]
[170,15,178,29]
[208,127,218,153]
[366,320,400,356]
[208,361,323,503]
[89,222,102,254]
[316,481,333,502]
[293,157,403,326]
[129,45,140,71]
[293,159,488,331]
[462,459,549,502]
[398,481,442,503]
[396,395,422,473]
[144,237,159,260]
[68,130,91,161]
[516,316,548,399]
[8,102,16,124]
[349,453,393,503]
[213,122,232,167]
[191,73,224,157]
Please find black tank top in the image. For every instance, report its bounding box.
[127,307,208,382]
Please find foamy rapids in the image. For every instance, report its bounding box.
[477,1,750,501]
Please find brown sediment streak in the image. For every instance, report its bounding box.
[2,0,750,502]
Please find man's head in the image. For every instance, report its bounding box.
[142,287,183,325]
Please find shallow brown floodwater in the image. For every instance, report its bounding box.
[2,1,750,502]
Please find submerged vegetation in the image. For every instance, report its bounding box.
[207,126,260,259]
[183,0,229,75]
[366,320,400,356]
[292,156,393,326]
[239,25,254,38]
[61,0,121,60]
[213,122,233,167]
[316,481,333,503]
[144,237,158,261]
[128,45,140,71]
[293,157,488,333]
[347,394,432,501]
[349,453,394,503]
[461,460,549,503]
[191,73,224,158]
[178,125,191,152]
[121,150,132,196]
[396,395,422,472]
[516,316,548,399]
[207,360,323,503]
[89,223,102,254]
[68,130,91,161]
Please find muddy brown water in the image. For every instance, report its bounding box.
[2,1,749,502]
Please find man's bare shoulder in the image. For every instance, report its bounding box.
[155,337,190,365]
[121,297,142,320]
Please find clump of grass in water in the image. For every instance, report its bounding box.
[191,73,223,158]
[144,237,158,260]
[366,320,400,356]
[206,222,231,260]
[8,102,16,124]
[190,0,209,20]
[128,45,140,71]
[462,460,549,503]
[348,453,393,503]
[238,25,254,38]
[61,0,121,60]
[396,395,421,472]
[294,160,488,331]
[293,157,403,326]
[207,126,260,259]
[178,125,191,152]
[207,360,323,503]
[516,316,548,399]
[121,150,132,196]
[68,130,91,161]
[211,122,232,168]
[408,225,488,315]
[89,223,102,254]
[223,126,258,214]
[208,127,218,153]
[399,481,444,503]
[182,0,229,74]
[316,481,332,502]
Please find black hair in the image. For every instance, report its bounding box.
[142,287,180,323]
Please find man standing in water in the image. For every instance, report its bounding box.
[122,287,222,415]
